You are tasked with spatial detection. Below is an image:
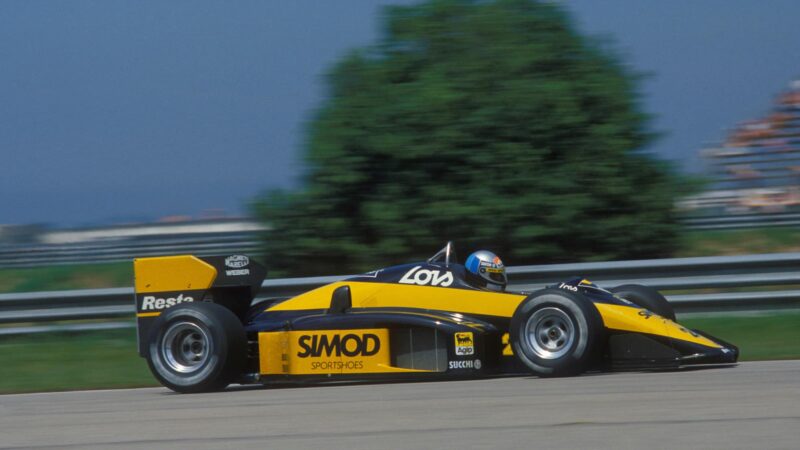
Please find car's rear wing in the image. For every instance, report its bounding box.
[133,254,266,356]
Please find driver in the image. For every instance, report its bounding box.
[465,250,507,292]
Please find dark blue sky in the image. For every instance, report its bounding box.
[2,1,800,227]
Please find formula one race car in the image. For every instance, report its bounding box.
[133,243,738,393]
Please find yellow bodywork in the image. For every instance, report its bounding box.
[267,281,721,350]
[594,303,721,348]
[258,328,432,375]
[134,255,217,294]
[267,281,525,317]
[133,255,217,318]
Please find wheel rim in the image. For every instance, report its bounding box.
[161,321,212,373]
[524,307,575,360]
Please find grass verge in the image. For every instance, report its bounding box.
[0,311,798,394]
[680,310,800,361]
[0,328,155,394]
[676,227,800,257]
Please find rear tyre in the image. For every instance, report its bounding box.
[610,284,676,321]
[510,289,603,377]
[146,302,246,393]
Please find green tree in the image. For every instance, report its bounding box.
[255,0,683,276]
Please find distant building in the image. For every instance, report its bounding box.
[0,224,46,244]
[685,78,800,214]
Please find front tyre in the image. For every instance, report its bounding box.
[146,302,246,393]
[610,284,676,321]
[510,289,603,377]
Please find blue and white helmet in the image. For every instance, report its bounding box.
[465,250,507,291]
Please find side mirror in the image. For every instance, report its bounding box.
[329,285,352,314]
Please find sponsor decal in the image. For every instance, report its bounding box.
[448,359,481,370]
[140,293,193,311]
[637,309,654,319]
[558,282,578,292]
[311,361,364,370]
[399,266,454,287]
[454,332,475,356]
[501,332,514,356]
[297,333,381,358]
[259,329,392,375]
[226,269,250,276]
[479,256,504,274]
[225,255,250,269]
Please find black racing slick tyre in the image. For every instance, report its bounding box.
[146,302,246,393]
[610,284,676,321]
[510,289,603,377]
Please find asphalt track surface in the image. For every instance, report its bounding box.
[1,361,799,450]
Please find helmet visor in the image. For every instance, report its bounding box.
[487,271,506,283]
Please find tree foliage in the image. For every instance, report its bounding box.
[255,0,682,276]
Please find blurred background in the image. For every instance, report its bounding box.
[1,0,798,392]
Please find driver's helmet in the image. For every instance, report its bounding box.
[465,250,507,292]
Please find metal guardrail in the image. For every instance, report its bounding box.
[1,252,799,336]
[682,211,800,230]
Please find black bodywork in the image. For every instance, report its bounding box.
[236,259,737,380]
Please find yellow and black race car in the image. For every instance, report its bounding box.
[134,243,738,393]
